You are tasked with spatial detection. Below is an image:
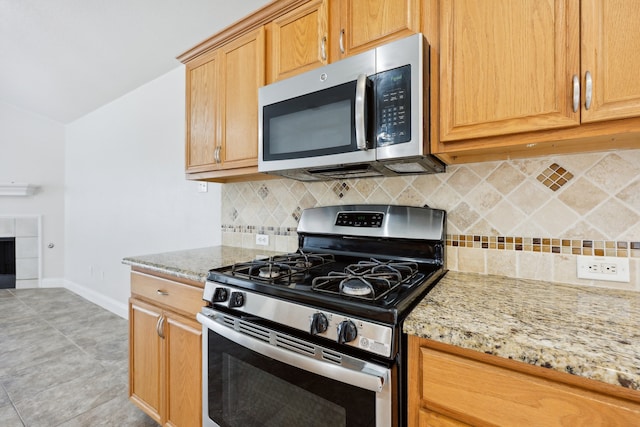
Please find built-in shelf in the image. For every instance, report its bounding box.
[0,183,38,196]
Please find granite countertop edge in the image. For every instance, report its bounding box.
[122,258,206,283]
[122,246,281,285]
[404,270,640,391]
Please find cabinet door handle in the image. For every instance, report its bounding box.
[156,289,169,296]
[321,36,327,61]
[156,315,165,339]
[339,29,345,54]
[215,146,221,163]
[584,71,593,110]
[572,75,580,113]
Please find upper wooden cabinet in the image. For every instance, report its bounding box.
[433,0,640,163]
[439,0,580,142]
[218,27,265,170]
[183,27,265,182]
[268,0,421,82]
[268,0,329,82]
[185,51,218,173]
[331,0,421,60]
[581,0,640,123]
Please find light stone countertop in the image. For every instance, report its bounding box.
[404,270,640,391]
[122,246,281,284]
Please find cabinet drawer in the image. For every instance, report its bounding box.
[131,272,204,317]
[417,346,640,426]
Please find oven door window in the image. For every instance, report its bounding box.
[207,330,376,427]
[262,80,368,160]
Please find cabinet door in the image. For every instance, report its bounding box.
[129,299,163,425]
[269,0,328,82]
[185,51,219,173]
[165,311,202,427]
[439,0,580,142]
[334,0,420,59]
[581,0,640,122]
[218,27,265,170]
[409,338,640,427]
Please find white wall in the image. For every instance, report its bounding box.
[65,66,221,317]
[0,101,65,281]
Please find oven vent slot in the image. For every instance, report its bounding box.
[237,320,270,343]
[274,333,315,357]
[220,314,235,327]
[321,349,342,364]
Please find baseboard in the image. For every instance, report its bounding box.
[41,278,66,288]
[59,279,128,319]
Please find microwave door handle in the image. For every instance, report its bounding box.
[355,74,368,150]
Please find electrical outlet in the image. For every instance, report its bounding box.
[576,255,630,282]
[198,182,208,193]
[255,234,269,246]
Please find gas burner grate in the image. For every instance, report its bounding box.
[311,258,419,300]
[230,250,335,285]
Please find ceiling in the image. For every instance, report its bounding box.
[0,0,270,124]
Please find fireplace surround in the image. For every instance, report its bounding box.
[0,217,40,288]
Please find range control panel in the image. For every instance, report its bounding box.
[335,211,384,227]
[202,281,394,358]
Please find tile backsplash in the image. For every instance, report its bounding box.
[222,149,640,291]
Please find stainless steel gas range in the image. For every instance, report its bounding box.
[197,204,446,427]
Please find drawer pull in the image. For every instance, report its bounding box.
[156,290,169,296]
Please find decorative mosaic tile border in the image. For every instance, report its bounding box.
[222,225,297,236]
[223,224,640,259]
[447,235,640,258]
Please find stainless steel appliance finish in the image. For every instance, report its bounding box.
[258,34,445,181]
[198,204,446,427]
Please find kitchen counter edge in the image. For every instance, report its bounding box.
[404,271,640,391]
[122,246,281,284]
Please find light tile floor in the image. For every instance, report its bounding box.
[0,288,157,426]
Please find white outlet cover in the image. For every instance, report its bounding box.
[255,234,269,246]
[576,255,630,282]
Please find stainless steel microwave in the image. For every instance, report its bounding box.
[258,33,445,181]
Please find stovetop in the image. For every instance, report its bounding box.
[201,204,446,358]
[206,250,444,323]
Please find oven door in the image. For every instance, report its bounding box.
[197,310,394,427]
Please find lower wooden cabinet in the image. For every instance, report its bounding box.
[129,271,204,427]
[408,336,640,426]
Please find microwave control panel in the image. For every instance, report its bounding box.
[375,65,411,146]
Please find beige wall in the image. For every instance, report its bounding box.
[222,149,640,291]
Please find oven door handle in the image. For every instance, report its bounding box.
[198,312,388,393]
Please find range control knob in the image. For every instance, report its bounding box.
[212,287,229,302]
[310,312,328,335]
[229,291,245,308]
[337,320,358,344]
